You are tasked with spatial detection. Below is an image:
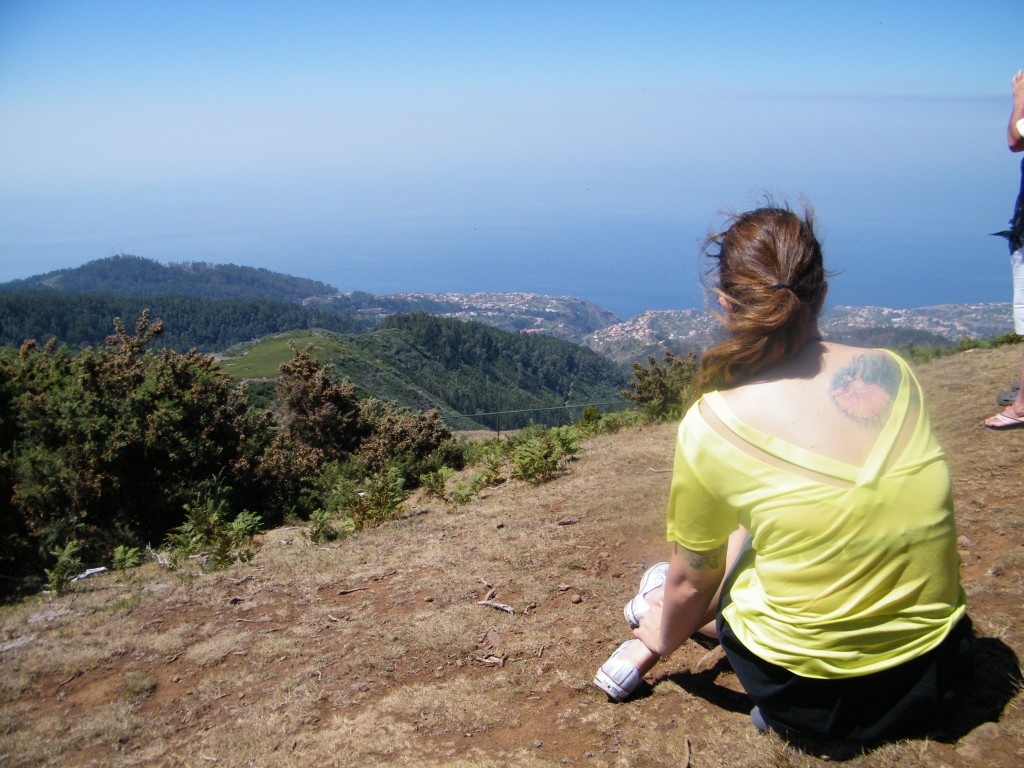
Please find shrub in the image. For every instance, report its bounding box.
[315,461,361,511]
[420,466,456,501]
[112,545,142,571]
[1,312,286,579]
[166,486,262,571]
[895,332,1023,366]
[354,397,463,483]
[621,350,698,422]
[44,540,83,595]
[551,425,581,457]
[307,508,343,544]
[275,348,464,519]
[577,405,644,436]
[578,405,603,435]
[348,466,407,529]
[276,343,362,461]
[510,426,580,483]
[241,434,323,526]
[474,451,505,488]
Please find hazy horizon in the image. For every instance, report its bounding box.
[2,2,1022,319]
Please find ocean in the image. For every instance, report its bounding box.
[257,216,1015,320]
[0,212,1014,322]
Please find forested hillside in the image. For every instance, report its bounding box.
[4,254,336,302]
[0,254,367,351]
[0,256,622,351]
[0,255,629,431]
[375,313,628,427]
[0,291,366,351]
[219,314,629,430]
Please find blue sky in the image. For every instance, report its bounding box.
[1,1,1022,318]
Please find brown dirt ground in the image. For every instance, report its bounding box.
[1,346,1023,767]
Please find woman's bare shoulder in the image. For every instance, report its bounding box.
[823,348,903,424]
[719,343,904,432]
[819,343,902,372]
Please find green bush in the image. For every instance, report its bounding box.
[551,425,581,456]
[577,405,644,436]
[620,350,698,422]
[112,545,142,571]
[420,466,456,501]
[276,343,362,461]
[348,466,407,529]
[306,508,345,544]
[0,312,288,580]
[353,397,463,482]
[895,332,1023,366]
[275,348,464,522]
[44,540,82,595]
[166,485,262,571]
[510,426,580,483]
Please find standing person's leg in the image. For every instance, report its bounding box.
[986,248,1024,428]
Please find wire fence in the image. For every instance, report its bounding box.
[446,400,632,434]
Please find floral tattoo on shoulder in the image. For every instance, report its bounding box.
[829,354,900,423]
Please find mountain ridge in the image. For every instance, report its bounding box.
[1,255,1013,365]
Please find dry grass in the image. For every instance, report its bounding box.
[1,346,1023,767]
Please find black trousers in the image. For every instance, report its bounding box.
[717,614,975,742]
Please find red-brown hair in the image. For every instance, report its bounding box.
[696,203,827,393]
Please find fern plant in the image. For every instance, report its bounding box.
[551,425,581,457]
[167,489,262,571]
[349,466,407,529]
[450,481,477,504]
[112,545,142,571]
[307,508,342,544]
[511,433,560,482]
[44,540,83,595]
[419,466,456,501]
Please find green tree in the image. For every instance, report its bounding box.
[354,397,462,480]
[275,343,363,461]
[0,311,288,578]
[621,351,699,422]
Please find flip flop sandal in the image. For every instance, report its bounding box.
[985,410,1024,430]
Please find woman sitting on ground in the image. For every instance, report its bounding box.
[594,204,972,742]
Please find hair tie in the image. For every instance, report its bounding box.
[770,283,792,291]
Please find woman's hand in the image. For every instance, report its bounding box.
[633,542,726,658]
[633,591,671,656]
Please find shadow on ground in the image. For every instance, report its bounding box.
[659,634,1023,761]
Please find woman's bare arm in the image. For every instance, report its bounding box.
[1010,69,1024,153]
[632,542,726,657]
